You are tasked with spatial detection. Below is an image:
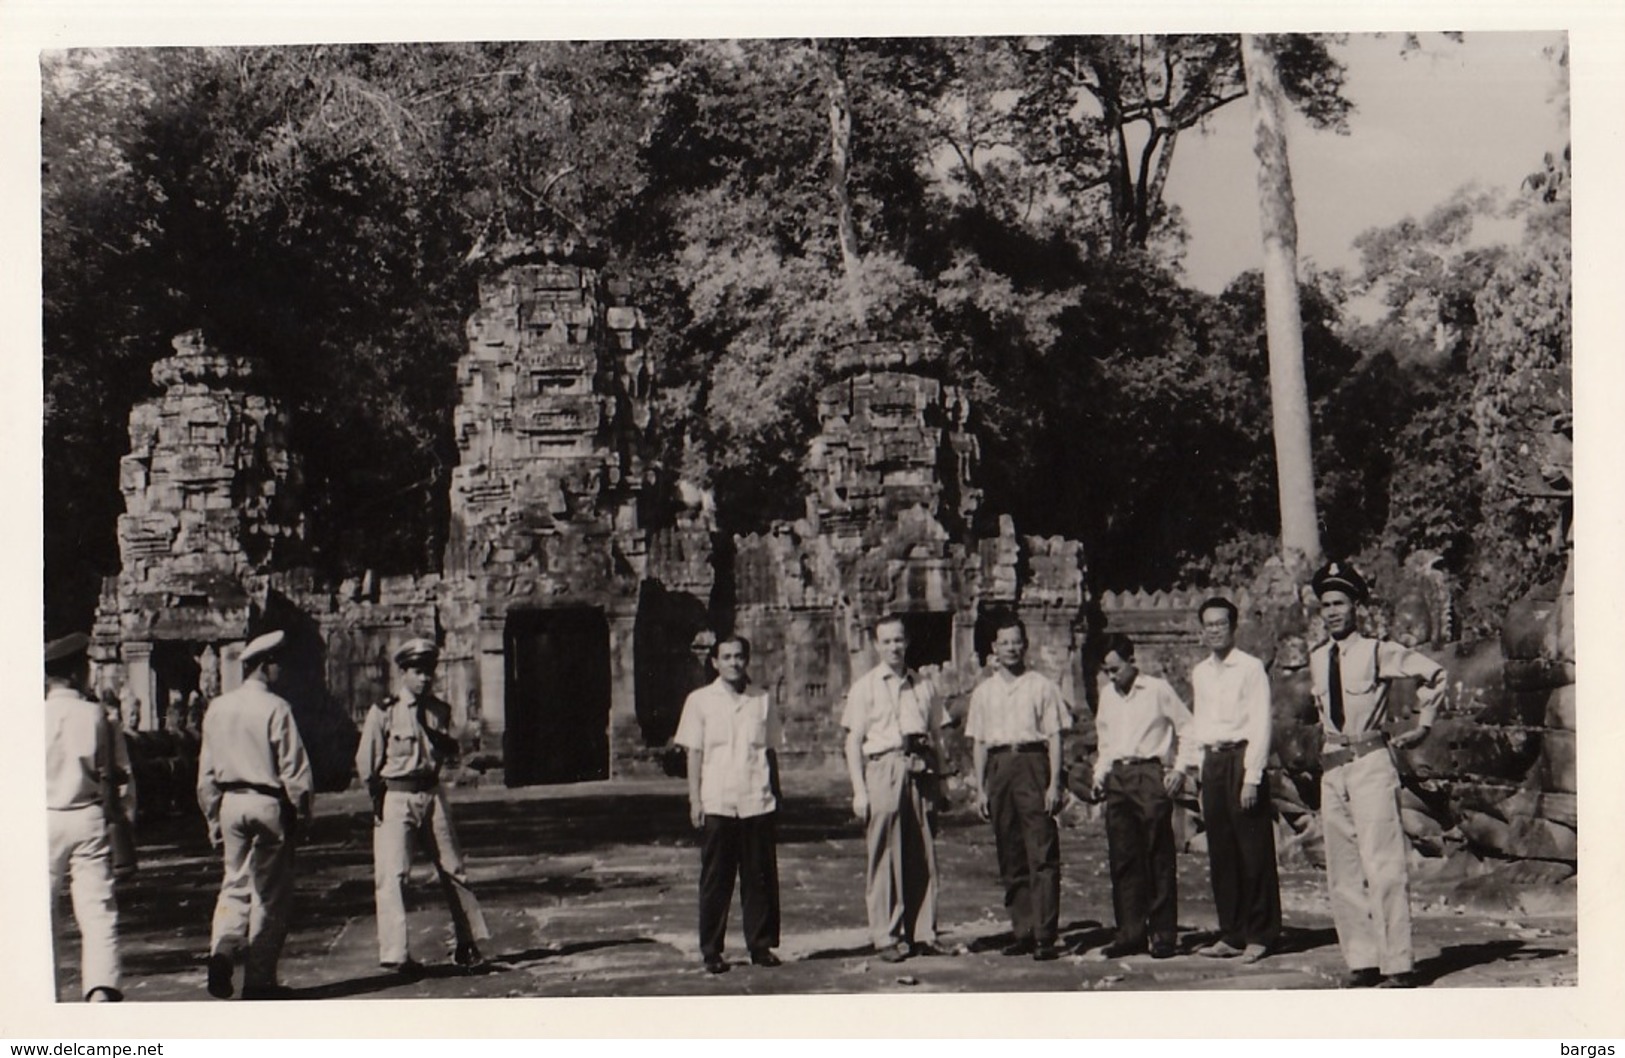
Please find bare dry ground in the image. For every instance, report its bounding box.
[53,771,1577,1002]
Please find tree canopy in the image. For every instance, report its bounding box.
[42,36,1570,641]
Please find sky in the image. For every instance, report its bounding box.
[1164,31,1569,303]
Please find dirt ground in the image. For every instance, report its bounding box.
[52,770,1577,1003]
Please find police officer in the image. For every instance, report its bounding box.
[45,632,131,1002]
[355,638,489,975]
[1310,561,1446,989]
[197,629,314,1000]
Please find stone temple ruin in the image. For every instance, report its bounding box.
[88,241,1577,904]
[91,244,1089,787]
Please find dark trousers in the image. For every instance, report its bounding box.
[699,811,780,959]
[1103,760,1178,948]
[986,749,1061,944]
[1200,746,1282,949]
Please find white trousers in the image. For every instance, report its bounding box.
[1321,749,1414,975]
[372,788,489,964]
[210,791,295,989]
[48,805,120,999]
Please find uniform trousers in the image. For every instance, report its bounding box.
[986,748,1061,945]
[372,787,489,964]
[210,790,296,988]
[48,804,120,999]
[861,750,938,949]
[1103,760,1178,948]
[1200,744,1281,949]
[1321,748,1414,974]
[698,811,780,959]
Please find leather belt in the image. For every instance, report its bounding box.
[1322,732,1388,771]
[987,741,1046,755]
[1113,756,1162,769]
[384,775,439,793]
[865,747,901,762]
[219,781,284,798]
[1206,740,1248,754]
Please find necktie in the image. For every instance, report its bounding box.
[1328,642,1345,732]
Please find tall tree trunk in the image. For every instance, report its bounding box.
[1242,32,1322,569]
[817,42,868,336]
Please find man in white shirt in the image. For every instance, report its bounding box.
[841,614,947,963]
[354,638,489,977]
[45,632,131,1002]
[1183,597,1281,964]
[1310,561,1446,989]
[1091,633,1191,959]
[198,629,314,1000]
[967,613,1071,962]
[675,634,782,974]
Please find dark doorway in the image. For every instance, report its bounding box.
[898,612,953,672]
[632,581,712,749]
[504,608,612,786]
[149,641,202,732]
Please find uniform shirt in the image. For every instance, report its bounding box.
[965,668,1071,747]
[355,687,456,784]
[841,663,942,756]
[1310,631,1447,735]
[1184,649,1272,785]
[197,677,313,829]
[1094,672,1192,773]
[675,678,781,819]
[45,687,134,816]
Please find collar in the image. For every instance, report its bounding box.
[877,664,912,685]
[1328,631,1366,649]
[394,686,421,706]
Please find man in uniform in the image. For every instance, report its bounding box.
[355,638,490,976]
[197,629,313,1000]
[1310,560,1446,989]
[45,632,131,1002]
[841,614,946,963]
[675,634,782,974]
[967,613,1070,962]
[1183,596,1281,964]
[1091,633,1191,959]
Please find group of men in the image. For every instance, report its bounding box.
[1081,560,1446,988]
[677,560,1447,990]
[44,630,487,1001]
[44,559,1447,998]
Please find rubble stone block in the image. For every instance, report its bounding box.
[1537,730,1576,793]
[1543,683,1576,731]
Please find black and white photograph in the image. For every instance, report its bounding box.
[7,0,1623,1042]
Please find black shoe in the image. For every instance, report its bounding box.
[381,958,425,980]
[877,941,911,963]
[241,983,295,1001]
[1341,967,1383,988]
[454,942,486,969]
[1378,971,1420,989]
[703,954,729,975]
[1100,940,1147,959]
[1000,937,1036,957]
[749,949,782,967]
[206,953,234,999]
[910,941,947,957]
[85,986,123,1003]
[1033,942,1062,962]
[1150,940,1178,960]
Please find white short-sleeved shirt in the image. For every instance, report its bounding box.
[840,663,942,756]
[675,678,781,819]
[965,668,1071,747]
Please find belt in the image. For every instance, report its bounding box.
[1112,756,1162,769]
[865,747,901,762]
[218,781,285,798]
[1321,733,1388,771]
[987,741,1046,755]
[384,775,439,793]
[1206,740,1248,753]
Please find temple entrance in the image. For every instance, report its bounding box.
[503,608,611,786]
[898,611,953,673]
